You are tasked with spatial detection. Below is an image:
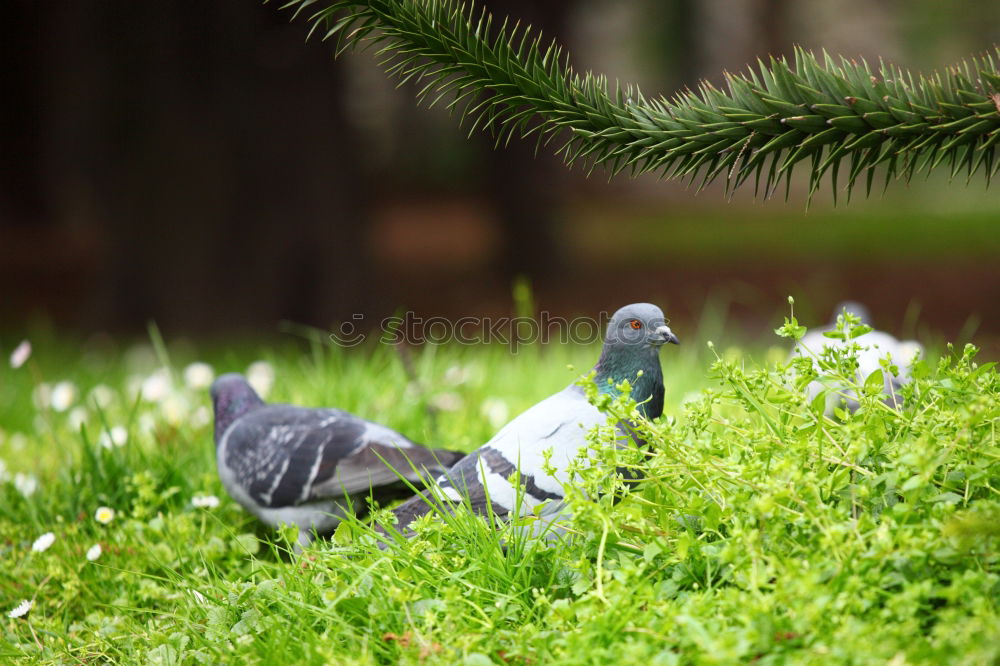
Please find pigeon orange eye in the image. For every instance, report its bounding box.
[629,320,642,330]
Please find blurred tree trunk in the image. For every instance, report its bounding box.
[0,2,47,228]
[482,0,573,287]
[18,1,374,334]
[757,0,791,58]
[657,0,699,90]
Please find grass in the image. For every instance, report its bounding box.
[0,315,997,664]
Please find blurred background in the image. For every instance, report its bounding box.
[2,0,999,352]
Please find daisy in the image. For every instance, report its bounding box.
[246,361,275,398]
[191,406,211,428]
[480,397,510,429]
[32,532,55,553]
[8,600,32,619]
[9,340,31,369]
[137,413,157,436]
[9,432,27,450]
[86,544,102,561]
[14,473,38,498]
[430,392,463,411]
[192,495,220,509]
[140,369,172,403]
[443,364,472,385]
[183,362,215,391]
[50,381,78,412]
[31,383,52,409]
[124,343,157,372]
[109,426,128,446]
[88,384,115,409]
[67,407,88,431]
[98,426,128,449]
[94,506,115,524]
[160,395,188,426]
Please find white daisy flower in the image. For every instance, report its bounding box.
[125,375,143,400]
[141,369,172,403]
[183,362,215,391]
[86,544,102,561]
[110,426,128,446]
[123,343,157,372]
[88,384,115,409]
[137,413,157,436]
[32,383,52,409]
[32,415,49,435]
[191,406,211,429]
[8,432,27,451]
[192,495,220,509]
[97,426,128,449]
[430,392,463,412]
[14,473,38,497]
[32,532,55,553]
[67,407,88,431]
[50,381,78,412]
[8,600,32,619]
[94,506,115,525]
[246,361,275,398]
[443,364,472,385]
[9,340,31,369]
[480,397,510,429]
[160,395,188,426]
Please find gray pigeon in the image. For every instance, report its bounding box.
[383,303,678,537]
[210,373,464,546]
[792,301,923,412]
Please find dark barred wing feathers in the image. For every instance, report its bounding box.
[223,406,461,509]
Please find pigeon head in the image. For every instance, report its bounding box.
[594,303,677,419]
[210,373,264,442]
[603,303,679,349]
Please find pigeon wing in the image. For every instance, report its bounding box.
[385,447,522,533]
[390,385,609,532]
[223,406,458,508]
[309,426,464,502]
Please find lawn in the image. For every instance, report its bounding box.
[1,316,998,664]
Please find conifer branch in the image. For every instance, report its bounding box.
[283,0,1000,199]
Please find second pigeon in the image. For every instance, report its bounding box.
[211,373,465,547]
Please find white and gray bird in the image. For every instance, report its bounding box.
[384,303,679,537]
[210,374,464,546]
[792,301,923,412]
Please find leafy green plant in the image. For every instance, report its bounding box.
[283,0,1000,199]
[548,313,1000,663]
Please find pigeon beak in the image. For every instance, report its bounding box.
[653,325,679,346]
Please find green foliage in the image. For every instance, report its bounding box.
[1,321,998,663]
[282,0,1000,199]
[558,324,1000,663]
